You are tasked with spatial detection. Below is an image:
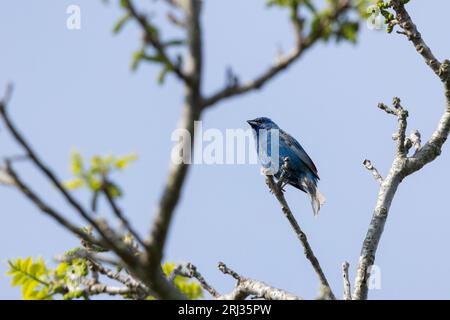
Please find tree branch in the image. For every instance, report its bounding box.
[201,0,352,108]
[171,262,220,298]
[124,0,192,85]
[392,0,443,80]
[0,91,135,263]
[363,159,383,184]
[217,262,301,300]
[87,256,151,296]
[84,284,134,296]
[4,160,104,248]
[143,0,203,300]
[0,166,15,186]
[102,179,147,250]
[265,159,335,300]
[0,87,184,299]
[342,261,352,300]
[57,248,153,298]
[353,1,450,300]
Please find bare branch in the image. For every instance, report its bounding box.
[102,179,147,250]
[0,87,186,299]
[167,12,187,28]
[57,247,153,298]
[4,160,104,248]
[124,0,192,85]
[354,98,409,299]
[392,97,409,158]
[265,159,335,300]
[404,130,421,154]
[0,166,15,186]
[217,262,301,300]
[0,83,13,106]
[0,93,134,262]
[342,261,352,300]
[171,262,220,298]
[201,0,352,108]
[363,159,383,184]
[378,98,410,158]
[84,284,135,296]
[140,1,204,300]
[87,257,151,295]
[55,247,119,267]
[391,0,443,79]
[354,1,450,300]
[377,102,397,116]
[162,0,182,9]
[146,2,202,261]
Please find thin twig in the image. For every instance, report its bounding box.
[354,1,450,299]
[363,159,383,184]
[172,262,220,298]
[87,258,151,296]
[217,262,302,300]
[5,160,104,248]
[139,1,203,300]
[342,261,352,300]
[124,0,192,85]
[201,0,352,108]
[392,97,409,158]
[102,179,147,249]
[0,92,132,261]
[145,0,203,277]
[265,160,335,300]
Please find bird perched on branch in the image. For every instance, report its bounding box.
[247,117,325,215]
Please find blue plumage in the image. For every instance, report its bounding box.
[247,117,325,215]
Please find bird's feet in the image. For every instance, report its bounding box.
[276,181,287,193]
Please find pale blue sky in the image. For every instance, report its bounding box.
[1,0,450,299]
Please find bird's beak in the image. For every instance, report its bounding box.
[247,120,257,127]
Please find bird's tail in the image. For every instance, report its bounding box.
[304,179,326,216]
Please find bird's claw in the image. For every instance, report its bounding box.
[276,181,286,193]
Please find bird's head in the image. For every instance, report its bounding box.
[247,117,279,130]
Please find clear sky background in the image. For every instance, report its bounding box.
[1,0,450,300]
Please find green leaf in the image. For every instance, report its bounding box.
[106,182,122,198]
[64,178,84,190]
[55,262,69,279]
[131,48,145,71]
[22,257,32,273]
[7,257,52,300]
[22,280,39,299]
[161,262,203,300]
[113,13,131,34]
[88,177,102,191]
[158,67,171,85]
[114,154,137,169]
[11,273,27,286]
[119,0,129,9]
[70,150,83,175]
[162,262,175,276]
[337,21,359,43]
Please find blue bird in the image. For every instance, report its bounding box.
[247,117,325,215]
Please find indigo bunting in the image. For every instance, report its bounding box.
[247,117,325,215]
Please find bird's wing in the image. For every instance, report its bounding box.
[279,129,320,180]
